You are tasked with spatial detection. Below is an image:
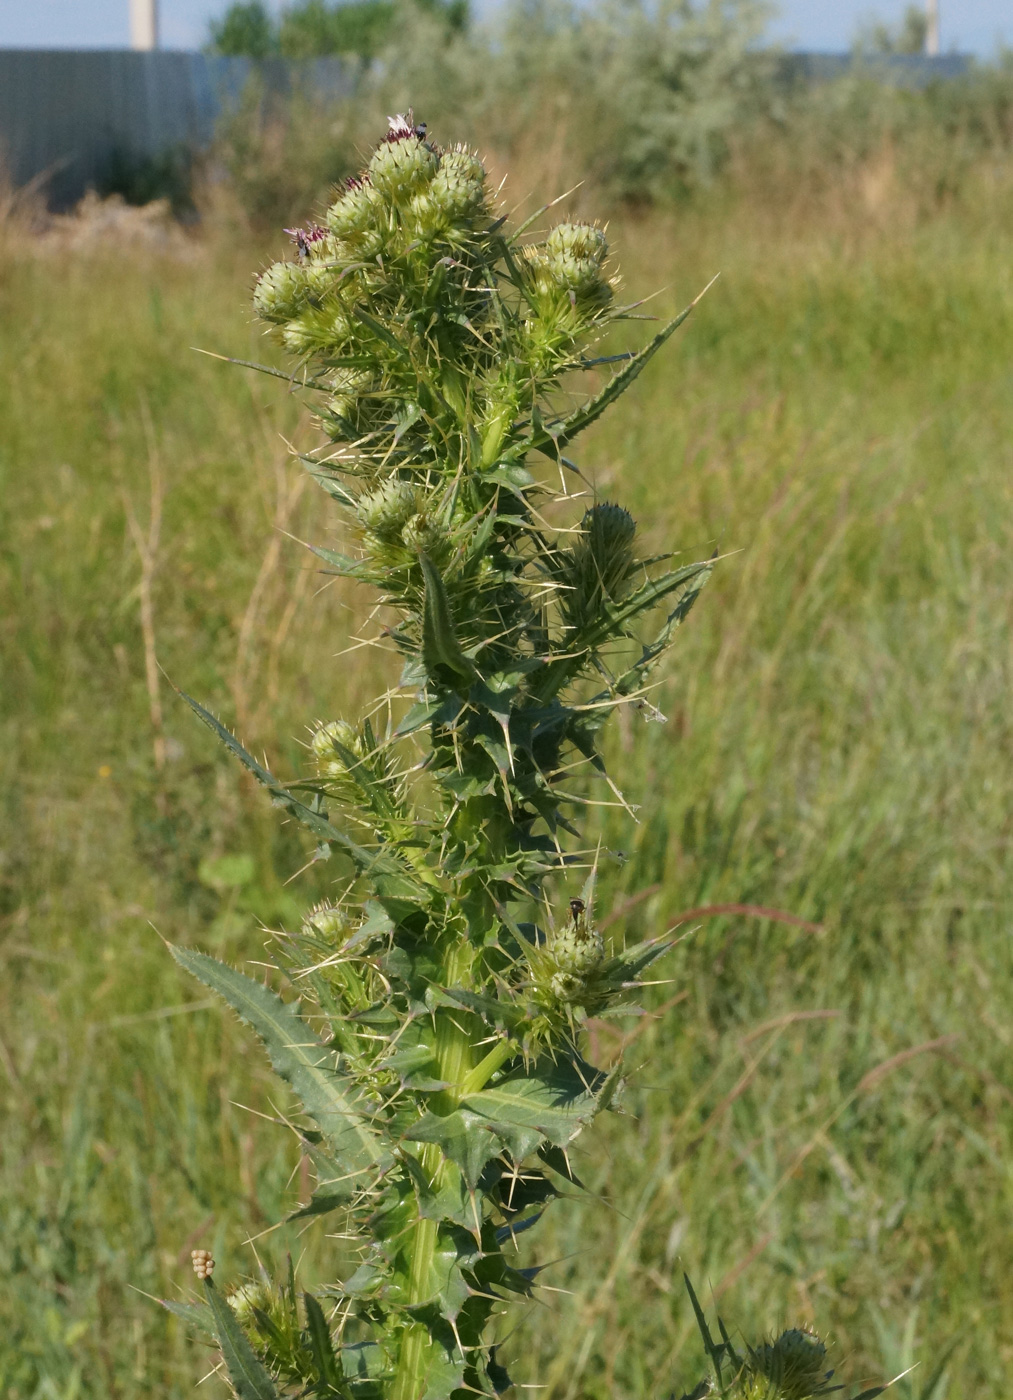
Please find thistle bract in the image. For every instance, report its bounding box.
[167,115,717,1400]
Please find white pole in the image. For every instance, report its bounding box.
[925,0,940,55]
[130,0,159,49]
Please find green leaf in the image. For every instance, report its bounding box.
[683,1275,726,1385]
[404,1109,502,1188]
[172,687,426,909]
[585,560,713,648]
[461,1058,606,1159]
[610,562,714,698]
[309,544,369,578]
[160,1297,214,1334]
[203,1279,279,1400]
[526,298,703,459]
[339,1341,390,1382]
[304,1292,344,1391]
[419,559,479,684]
[170,946,390,1176]
[419,553,479,686]
[300,460,359,509]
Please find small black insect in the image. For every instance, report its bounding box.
[569,898,585,921]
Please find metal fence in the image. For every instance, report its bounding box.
[0,50,355,208]
[0,48,974,210]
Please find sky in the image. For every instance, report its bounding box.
[0,0,1009,55]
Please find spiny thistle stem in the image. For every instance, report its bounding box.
[161,111,764,1400]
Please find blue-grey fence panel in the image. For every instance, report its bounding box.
[0,48,974,209]
[0,50,355,208]
[786,51,973,85]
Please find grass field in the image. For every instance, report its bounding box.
[2,149,1013,1399]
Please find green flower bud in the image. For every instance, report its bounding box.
[538,224,612,308]
[325,177,384,237]
[253,260,310,324]
[368,130,438,203]
[430,146,487,220]
[312,720,365,778]
[302,901,351,942]
[281,304,352,356]
[324,368,372,422]
[546,222,608,265]
[733,1375,783,1400]
[552,902,605,978]
[559,502,638,630]
[356,479,419,542]
[750,1329,828,1400]
[227,1281,272,1325]
[401,511,448,559]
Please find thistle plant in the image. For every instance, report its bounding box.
[162,114,849,1400]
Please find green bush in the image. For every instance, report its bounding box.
[208,0,468,61]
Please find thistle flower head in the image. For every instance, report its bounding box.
[324,367,373,422]
[325,175,384,240]
[426,145,488,225]
[546,221,608,265]
[253,260,311,325]
[301,902,352,943]
[284,223,329,260]
[401,510,450,561]
[312,719,365,778]
[368,115,439,202]
[745,1327,830,1400]
[281,304,352,357]
[557,501,638,631]
[544,222,612,302]
[356,478,420,541]
[227,1281,272,1322]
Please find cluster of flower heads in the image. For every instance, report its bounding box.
[251,113,616,452]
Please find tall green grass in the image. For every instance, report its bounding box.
[2,155,1012,1398]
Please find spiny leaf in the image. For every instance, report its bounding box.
[525,297,703,459]
[304,1292,344,1390]
[461,1058,606,1159]
[404,1109,502,1188]
[300,460,359,509]
[309,543,370,578]
[172,688,426,909]
[420,553,479,686]
[683,1274,727,1385]
[160,1297,214,1334]
[203,1279,279,1400]
[171,946,390,1174]
[584,559,713,648]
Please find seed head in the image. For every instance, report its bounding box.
[191,1249,215,1280]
